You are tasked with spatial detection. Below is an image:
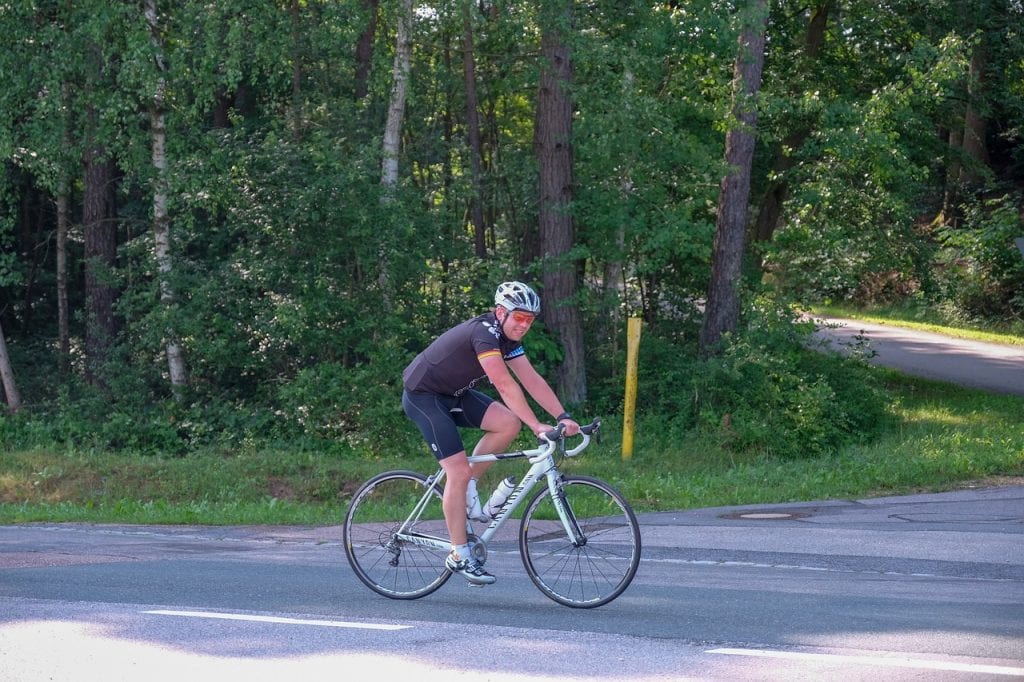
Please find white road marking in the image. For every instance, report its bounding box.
[708,647,1024,676]
[143,609,411,630]
[643,556,1017,581]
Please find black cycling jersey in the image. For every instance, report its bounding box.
[403,312,525,396]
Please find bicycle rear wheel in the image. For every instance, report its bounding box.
[343,470,451,599]
[519,475,641,608]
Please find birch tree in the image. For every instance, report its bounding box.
[145,0,187,392]
[377,0,413,302]
[0,319,21,413]
[463,1,487,259]
[381,0,412,192]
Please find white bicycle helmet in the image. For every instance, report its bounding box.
[494,281,541,314]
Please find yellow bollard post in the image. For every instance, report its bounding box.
[622,317,642,460]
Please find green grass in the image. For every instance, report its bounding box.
[809,303,1024,346]
[1,372,1021,525]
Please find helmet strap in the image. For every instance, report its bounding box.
[495,307,511,338]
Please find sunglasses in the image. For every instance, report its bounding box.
[508,311,536,325]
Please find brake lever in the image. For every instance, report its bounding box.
[538,422,567,446]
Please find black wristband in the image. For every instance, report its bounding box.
[556,412,571,422]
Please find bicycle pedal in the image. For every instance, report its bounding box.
[466,581,489,588]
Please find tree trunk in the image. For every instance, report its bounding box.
[535,1,585,404]
[354,0,380,101]
[146,0,187,393]
[378,0,412,303]
[944,126,963,222]
[57,68,72,374]
[752,129,797,243]
[752,1,830,244]
[960,40,989,186]
[699,0,769,356]
[82,138,119,387]
[56,185,70,373]
[381,0,411,192]
[0,319,22,413]
[463,2,487,259]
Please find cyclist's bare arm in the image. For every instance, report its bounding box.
[478,353,544,434]
[507,355,580,436]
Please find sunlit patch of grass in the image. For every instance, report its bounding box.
[899,405,1003,428]
[809,304,1024,346]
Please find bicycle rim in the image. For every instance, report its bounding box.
[519,475,641,608]
[343,470,451,599]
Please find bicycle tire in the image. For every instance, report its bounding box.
[519,475,641,608]
[343,470,452,600]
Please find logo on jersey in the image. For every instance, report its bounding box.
[483,319,501,340]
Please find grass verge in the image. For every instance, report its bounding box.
[1,372,1021,525]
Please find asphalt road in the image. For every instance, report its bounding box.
[812,318,1024,396]
[2,485,1023,680]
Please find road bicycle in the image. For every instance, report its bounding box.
[343,419,641,608]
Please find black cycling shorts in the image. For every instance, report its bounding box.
[402,389,495,460]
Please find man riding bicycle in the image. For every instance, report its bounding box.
[402,281,580,585]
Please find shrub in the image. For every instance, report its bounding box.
[604,297,895,459]
[935,193,1024,323]
[275,342,421,457]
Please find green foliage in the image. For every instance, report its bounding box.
[760,6,1024,327]
[586,297,894,460]
[692,302,894,458]
[276,350,420,456]
[0,167,20,290]
[2,0,1021,471]
[573,0,726,314]
[763,38,954,303]
[3,372,1020,524]
[934,193,1024,321]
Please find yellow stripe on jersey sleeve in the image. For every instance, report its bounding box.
[477,349,502,362]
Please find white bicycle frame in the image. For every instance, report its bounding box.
[394,428,595,553]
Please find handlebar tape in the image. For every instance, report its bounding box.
[539,418,601,444]
[540,423,566,443]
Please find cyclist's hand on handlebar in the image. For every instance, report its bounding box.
[534,423,557,439]
[558,417,580,437]
[535,418,580,440]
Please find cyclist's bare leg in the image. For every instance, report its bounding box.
[440,451,472,545]
[469,401,521,480]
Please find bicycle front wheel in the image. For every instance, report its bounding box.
[519,475,641,608]
[343,470,451,600]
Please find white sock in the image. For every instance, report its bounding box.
[452,543,471,560]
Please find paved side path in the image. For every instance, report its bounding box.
[813,317,1024,396]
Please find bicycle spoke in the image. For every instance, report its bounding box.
[345,421,627,606]
[519,476,641,608]
[343,471,451,600]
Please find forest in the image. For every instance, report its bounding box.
[1,0,1022,459]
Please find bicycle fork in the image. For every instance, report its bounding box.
[546,471,587,547]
